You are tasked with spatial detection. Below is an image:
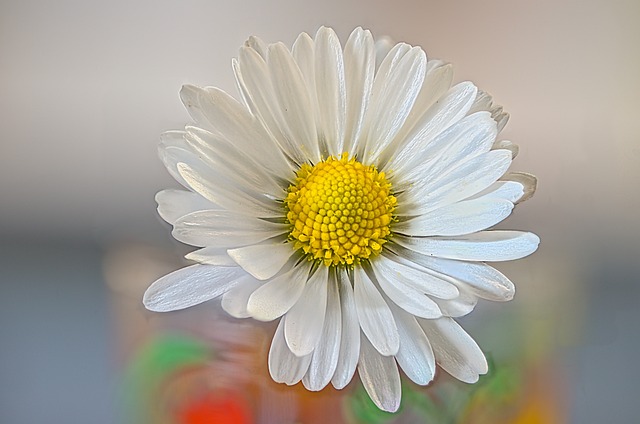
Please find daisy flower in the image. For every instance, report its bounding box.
[143,27,539,412]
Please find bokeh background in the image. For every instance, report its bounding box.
[1,0,639,422]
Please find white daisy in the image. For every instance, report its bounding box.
[143,27,539,412]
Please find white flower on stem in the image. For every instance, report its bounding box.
[143,27,539,412]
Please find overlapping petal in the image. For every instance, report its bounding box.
[172,210,288,248]
[389,302,436,386]
[247,260,312,321]
[353,267,399,356]
[155,189,215,225]
[331,269,360,389]
[358,332,401,412]
[284,266,329,356]
[269,319,312,385]
[420,317,488,383]
[360,44,426,163]
[342,27,375,155]
[302,271,342,391]
[313,27,346,157]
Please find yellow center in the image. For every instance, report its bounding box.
[285,153,396,266]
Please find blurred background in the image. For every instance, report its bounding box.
[1,0,639,422]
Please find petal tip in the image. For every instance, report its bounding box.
[527,232,541,250]
[142,288,171,313]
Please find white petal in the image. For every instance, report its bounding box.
[389,304,435,385]
[502,172,537,204]
[374,36,395,68]
[467,89,493,115]
[228,241,296,280]
[395,198,514,237]
[389,245,516,302]
[221,275,263,318]
[420,317,488,383]
[291,32,321,153]
[354,42,409,157]
[187,85,243,129]
[185,247,236,266]
[285,266,329,356]
[157,131,202,189]
[314,26,346,157]
[244,35,268,59]
[384,62,454,160]
[363,46,427,164]
[184,126,286,198]
[143,264,244,312]
[353,267,399,356]
[155,189,215,226]
[157,128,187,148]
[172,210,287,248]
[450,262,515,301]
[468,89,509,133]
[177,162,282,218]
[331,270,360,389]
[247,260,312,321]
[371,42,411,87]
[468,89,501,114]
[375,253,459,299]
[303,272,341,391]
[342,27,374,155]
[231,57,256,114]
[185,84,254,142]
[388,82,478,173]
[396,230,540,262]
[200,86,294,176]
[268,319,312,385]
[268,42,320,163]
[179,84,209,126]
[469,181,524,204]
[231,58,255,112]
[292,32,316,87]
[433,287,479,317]
[368,261,443,319]
[397,149,513,216]
[160,145,201,190]
[495,113,509,133]
[357,332,401,412]
[394,112,498,186]
[237,46,307,165]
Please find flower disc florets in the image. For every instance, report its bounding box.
[285,153,396,266]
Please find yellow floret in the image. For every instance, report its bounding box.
[285,153,396,267]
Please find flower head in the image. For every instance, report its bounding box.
[143,27,539,412]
